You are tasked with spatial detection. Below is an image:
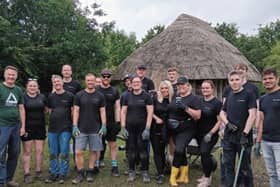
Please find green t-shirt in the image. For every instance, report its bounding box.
[0,82,24,126]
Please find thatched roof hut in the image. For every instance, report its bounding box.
[114,13,261,98]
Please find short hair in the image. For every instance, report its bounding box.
[51,74,62,81]
[85,73,95,79]
[202,80,215,89]
[167,67,178,72]
[62,64,72,70]
[4,65,18,72]
[228,70,243,79]
[262,68,278,78]
[234,63,248,72]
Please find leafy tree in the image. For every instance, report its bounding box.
[263,41,280,72]
[140,24,165,46]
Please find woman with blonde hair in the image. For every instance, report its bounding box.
[151,80,174,184]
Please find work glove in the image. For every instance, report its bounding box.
[72,125,80,137]
[240,132,249,147]
[226,122,238,132]
[98,125,107,137]
[121,127,129,139]
[254,142,261,158]
[142,128,150,140]
[203,132,213,143]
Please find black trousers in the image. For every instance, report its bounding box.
[100,136,106,161]
[127,129,149,171]
[150,125,166,175]
[173,126,196,168]
[197,133,219,177]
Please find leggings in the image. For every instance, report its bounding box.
[150,125,166,175]
[197,134,219,177]
[173,127,196,168]
[127,129,149,171]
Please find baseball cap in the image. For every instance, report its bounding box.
[123,73,134,81]
[137,64,147,70]
[176,76,189,84]
[101,69,112,76]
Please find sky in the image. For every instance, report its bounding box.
[80,0,280,41]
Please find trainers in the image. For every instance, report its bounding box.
[6,181,19,187]
[111,166,120,177]
[127,171,136,182]
[197,177,211,187]
[45,174,57,183]
[100,160,105,168]
[142,171,151,183]
[58,175,65,184]
[86,170,94,182]
[157,174,164,184]
[197,175,206,182]
[23,173,33,184]
[93,167,99,175]
[35,171,43,179]
[72,173,84,184]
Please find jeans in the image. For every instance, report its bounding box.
[0,124,20,185]
[48,131,71,176]
[262,140,280,187]
[223,139,253,187]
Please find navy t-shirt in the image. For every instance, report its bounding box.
[74,90,105,134]
[260,89,280,142]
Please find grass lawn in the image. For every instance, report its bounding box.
[13,139,270,187]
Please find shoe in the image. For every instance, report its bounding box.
[127,170,136,182]
[45,174,57,183]
[100,160,105,168]
[142,170,150,183]
[197,175,206,182]
[176,165,189,184]
[58,175,65,184]
[86,170,94,182]
[157,174,164,184]
[6,181,19,187]
[72,172,84,184]
[35,171,43,179]
[169,167,179,187]
[111,166,120,177]
[197,177,211,187]
[24,173,33,184]
[93,167,99,175]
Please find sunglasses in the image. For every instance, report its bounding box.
[102,75,111,79]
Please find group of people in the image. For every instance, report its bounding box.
[0,63,279,187]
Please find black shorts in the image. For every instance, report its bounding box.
[105,123,121,141]
[21,126,46,141]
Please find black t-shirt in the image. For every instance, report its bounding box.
[172,83,178,96]
[168,93,202,123]
[97,86,119,124]
[24,93,47,129]
[223,81,260,99]
[120,90,131,106]
[48,91,74,133]
[123,91,153,131]
[74,90,105,134]
[197,97,222,135]
[63,80,81,94]
[260,89,280,142]
[153,97,169,124]
[223,89,256,143]
[142,77,155,92]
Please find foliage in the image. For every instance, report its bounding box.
[140,24,165,46]
[263,41,280,73]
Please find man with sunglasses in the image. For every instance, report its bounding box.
[96,69,121,176]
[0,65,25,187]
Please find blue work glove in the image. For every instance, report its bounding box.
[203,132,213,143]
[98,125,107,137]
[226,122,238,132]
[240,132,249,147]
[142,128,150,140]
[72,125,80,137]
[121,127,129,139]
[254,142,261,158]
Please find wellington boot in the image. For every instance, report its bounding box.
[176,165,189,184]
[169,166,179,187]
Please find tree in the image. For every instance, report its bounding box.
[140,24,165,46]
[263,41,280,72]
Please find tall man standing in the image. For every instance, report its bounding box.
[256,68,280,187]
[136,65,155,92]
[167,67,178,94]
[0,66,25,187]
[72,73,106,184]
[220,70,257,187]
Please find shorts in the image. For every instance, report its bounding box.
[106,123,121,142]
[75,133,103,151]
[21,127,46,141]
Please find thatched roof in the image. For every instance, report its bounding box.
[114,13,261,85]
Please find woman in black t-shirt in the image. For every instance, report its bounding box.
[168,77,202,186]
[196,80,222,187]
[151,80,174,184]
[121,76,153,183]
[21,79,47,183]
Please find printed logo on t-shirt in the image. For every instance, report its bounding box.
[272,98,280,102]
[237,99,246,102]
[138,99,145,104]
[61,99,69,103]
[5,93,18,106]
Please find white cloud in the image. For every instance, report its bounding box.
[79,0,280,40]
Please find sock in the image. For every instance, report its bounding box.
[95,160,100,168]
[112,160,118,167]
